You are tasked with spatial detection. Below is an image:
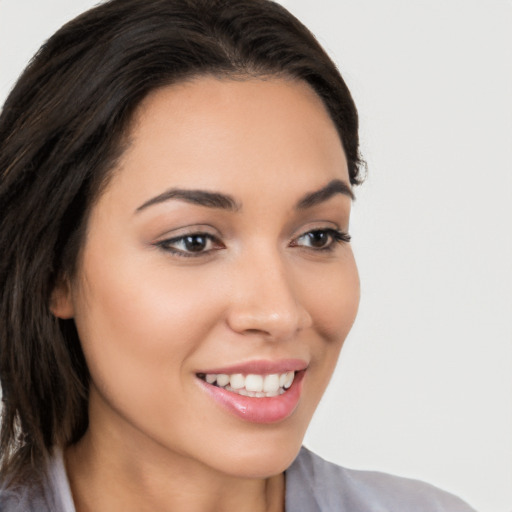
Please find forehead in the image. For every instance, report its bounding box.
[105,77,349,206]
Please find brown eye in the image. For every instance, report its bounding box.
[182,235,209,252]
[293,228,351,251]
[303,230,330,248]
[157,232,223,257]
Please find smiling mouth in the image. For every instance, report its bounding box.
[196,371,296,398]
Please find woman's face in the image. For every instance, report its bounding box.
[55,77,359,478]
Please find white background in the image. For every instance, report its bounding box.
[1,1,511,511]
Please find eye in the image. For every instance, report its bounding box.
[156,233,223,257]
[291,228,351,251]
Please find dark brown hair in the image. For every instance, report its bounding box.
[0,0,363,482]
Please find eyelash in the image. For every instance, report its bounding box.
[156,233,222,258]
[156,228,351,258]
[291,228,351,252]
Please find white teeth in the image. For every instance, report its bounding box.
[263,374,280,393]
[201,370,297,397]
[245,374,263,392]
[283,371,294,389]
[229,373,245,390]
[216,374,230,387]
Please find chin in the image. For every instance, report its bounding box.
[227,448,302,479]
[201,426,307,479]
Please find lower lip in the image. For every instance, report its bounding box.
[198,371,305,424]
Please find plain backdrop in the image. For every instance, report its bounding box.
[1,1,511,511]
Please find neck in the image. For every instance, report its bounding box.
[65,428,285,512]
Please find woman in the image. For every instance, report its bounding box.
[0,0,476,510]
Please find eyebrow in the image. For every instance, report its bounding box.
[135,178,353,214]
[295,179,354,209]
[136,188,241,213]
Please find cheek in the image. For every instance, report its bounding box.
[305,252,360,343]
[300,252,359,398]
[70,251,226,403]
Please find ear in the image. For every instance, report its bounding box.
[50,276,75,319]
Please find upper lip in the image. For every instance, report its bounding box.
[196,358,308,375]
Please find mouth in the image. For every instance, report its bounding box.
[196,371,296,398]
[195,359,307,423]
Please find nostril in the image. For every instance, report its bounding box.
[226,306,311,341]
[225,260,312,338]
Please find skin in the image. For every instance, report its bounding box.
[52,77,360,512]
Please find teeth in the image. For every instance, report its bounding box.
[283,371,294,389]
[216,374,230,387]
[201,371,297,397]
[245,374,263,392]
[263,374,280,393]
[229,373,245,390]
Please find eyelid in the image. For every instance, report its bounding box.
[153,226,225,258]
[290,227,351,251]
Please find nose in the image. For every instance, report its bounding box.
[225,248,312,341]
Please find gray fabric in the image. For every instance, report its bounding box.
[285,447,477,511]
[0,449,73,512]
[0,446,477,511]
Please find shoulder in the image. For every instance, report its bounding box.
[0,449,73,512]
[0,481,49,512]
[285,447,477,512]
